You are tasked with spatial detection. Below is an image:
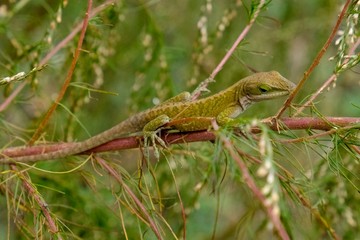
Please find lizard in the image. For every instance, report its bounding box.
[1,71,296,163]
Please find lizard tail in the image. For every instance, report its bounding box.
[1,118,139,164]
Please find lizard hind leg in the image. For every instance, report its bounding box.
[142,92,190,159]
[143,114,171,159]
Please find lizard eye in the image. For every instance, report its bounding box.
[258,84,271,93]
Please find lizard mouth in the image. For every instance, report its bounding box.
[247,90,291,101]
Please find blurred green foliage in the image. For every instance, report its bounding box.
[0,0,359,239]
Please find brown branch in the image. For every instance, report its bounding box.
[1,117,359,162]
[95,157,163,240]
[0,0,116,113]
[9,165,61,238]
[0,81,26,112]
[351,145,360,155]
[229,146,340,239]
[218,135,290,239]
[209,0,266,79]
[192,0,266,100]
[293,38,360,116]
[29,0,93,144]
[209,119,291,238]
[288,181,340,240]
[275,0,352,118]
[264,116,360,131]
[39,0,115,67]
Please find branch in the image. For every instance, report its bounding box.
[191,0,267,100]
[275,0,352,118]
[217,133,290,239]
[1,117,359,162]
[96,157,163,240]
[29,0,93,144]
[9,165,61,237]
[208,117,291,239]
[293,38,360,116]
[0,0,116,113]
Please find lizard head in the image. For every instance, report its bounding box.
[242,71,296,102]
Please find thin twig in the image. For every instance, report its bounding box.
[96,157,163,240]
[9,164,61,238]
[39,0,115,67]
[0,0,116,113]
[275,0,352,118]
[289,182,340,240]
[293,38,360,116]
[29,0,93,144]
[217,132,290,239]
[209,0,266,79]
[192,0,266,100]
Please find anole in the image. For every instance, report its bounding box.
[1,71,295,163]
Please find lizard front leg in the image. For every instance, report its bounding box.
[143,114,171,158]
[216,105,243,126]
[142,92,191,158]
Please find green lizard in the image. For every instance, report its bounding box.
[1,71,295,163]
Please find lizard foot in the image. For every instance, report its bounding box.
[143,129,167,159]
[143,114,170,159]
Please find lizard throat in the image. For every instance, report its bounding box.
[239,96,253,111]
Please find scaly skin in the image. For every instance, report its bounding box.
[1,71,296,163]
